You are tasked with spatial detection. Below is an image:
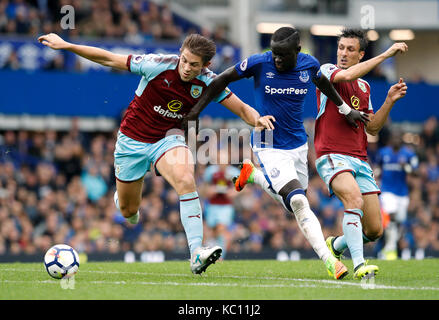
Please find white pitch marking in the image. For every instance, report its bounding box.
[1,268,439,291]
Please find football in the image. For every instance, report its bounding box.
[44,244,80,279]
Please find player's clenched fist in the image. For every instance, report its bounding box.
[38,33,70,50]
[387,78,408,103]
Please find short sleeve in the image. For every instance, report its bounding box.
[368,95,373,113]
[320,63,342,82]
[199,69,233,103]
[308,55,321,81]
[234,54,260,78]
[213,87,232,103]
[127,54,157,77]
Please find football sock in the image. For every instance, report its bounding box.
[290,193,331,262]
[256,172,331,262]
[333,235,347,254]
[333,231,373,253]
[216,235,226,258]
[180,191,203,255]
[383,220,398,252]
[114,190,120,210]
[343,209,365,269]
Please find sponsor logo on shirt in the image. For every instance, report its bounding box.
[154,105,183,119]
[265,85,308,95]
[167,100,183,112]
[266,72,275,79]
[350,95,360,109]
[164,78,173,88]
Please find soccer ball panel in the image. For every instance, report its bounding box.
[46,263,65,279]
[44,247,58,264]
[44,244,80,279]
[58,249,74,267]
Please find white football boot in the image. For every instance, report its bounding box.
[190,246,222,275]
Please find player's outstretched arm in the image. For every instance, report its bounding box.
[221,94,275,130]
[333,43,408,83]
[366,78,407,136]
[313,74,369,128]
[38,33,129,70]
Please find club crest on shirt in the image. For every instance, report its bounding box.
[299,70,309,83]
[190,85,203,99]
[270,167,280,178]
[358,80,367,93]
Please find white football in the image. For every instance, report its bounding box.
[44,244,80,279]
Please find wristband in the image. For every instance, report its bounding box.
[337,101,352,115]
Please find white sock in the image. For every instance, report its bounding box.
[114,191,120,210]
[291,195,331,262]
[384,221,398,252]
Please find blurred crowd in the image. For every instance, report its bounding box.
[0,0,229,43]
[0,0,234,73]
[0,115,438,258]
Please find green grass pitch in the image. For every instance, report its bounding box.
[1,259,439,300]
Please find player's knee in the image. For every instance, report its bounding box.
[174,172,196,194]
[215,224,227,233]
[365,225,383,242]
[278,180,305,213]
[345,194,364,210]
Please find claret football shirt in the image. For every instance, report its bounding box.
[121,53,231,143]
[314,63,373,161]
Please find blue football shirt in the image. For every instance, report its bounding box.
[234,51,321,150]
[377,146,419,196]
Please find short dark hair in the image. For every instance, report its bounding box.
[271,27,300,46]
[338,28,369,52]
[181,34,216,65]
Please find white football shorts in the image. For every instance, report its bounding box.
[252,142,309,193]
[380,191,409,222]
